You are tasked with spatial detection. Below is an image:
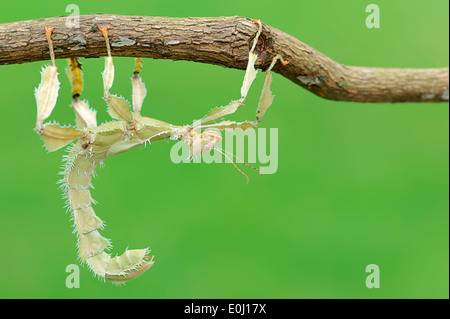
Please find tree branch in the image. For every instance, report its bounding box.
[0,14,448,103]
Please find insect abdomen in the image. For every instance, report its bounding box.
[64,149,111,265]
[62,143,154,283]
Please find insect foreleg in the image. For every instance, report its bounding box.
[192,19,263,128]
[196,52,289,131]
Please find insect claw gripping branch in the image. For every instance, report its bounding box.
[34,21,287,283]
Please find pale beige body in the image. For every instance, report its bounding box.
[34,21,285,283]
[60,115,176,283]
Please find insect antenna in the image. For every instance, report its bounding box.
[212,147,263,184]
[218,147,264,176]
[213,147,249,184]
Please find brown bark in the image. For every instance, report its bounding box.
[0,14,448,103]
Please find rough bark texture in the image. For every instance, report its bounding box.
[0,14,448,103]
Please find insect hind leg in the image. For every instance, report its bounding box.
[34,26,59,133]
[67,58,97,129]
[34,27,85,152]
[98,26,114,99]
[98,26,134,122]
[131,57,147,115]
[254,54,289,126]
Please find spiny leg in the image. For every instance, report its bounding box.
[66,58,97,129]
[240,19,263,100]
[192,19,263,128]
[254,54,289,126]
[99,26,133,123]
[172,19,264,164]
[67,58,83,100]
[183,20,287,182]
[198,54,288,183]
[198,54,288,182]
[35,26,58,133]
[131,57,147,115]
[34,27,84,151]
[194,55,288,132]
[98,26,113,99]
[192,19,288,131]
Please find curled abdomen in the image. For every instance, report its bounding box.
[62,143,154,283]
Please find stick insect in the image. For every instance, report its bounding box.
[34,20,288,284]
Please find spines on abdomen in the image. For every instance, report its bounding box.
[61,143,154,283]
[63,147,111,267]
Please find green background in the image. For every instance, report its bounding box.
[0,0,448,298]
